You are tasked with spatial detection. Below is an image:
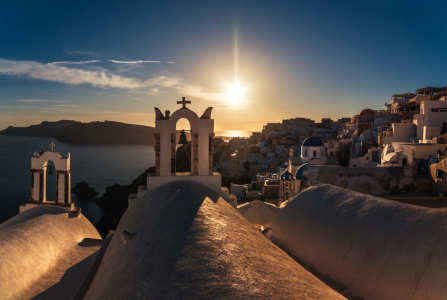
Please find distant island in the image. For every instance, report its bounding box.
[0,120,155,145]
[0,120,78,138]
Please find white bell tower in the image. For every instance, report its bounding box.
[20,142,78,214]
[128,97,236,208]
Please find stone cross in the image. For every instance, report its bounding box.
[177,97,191,109]
[49,142,55,151]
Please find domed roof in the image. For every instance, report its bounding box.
[0,206,101,300]
[295,163,310,180]
[82,181,346,300]
[281,171,294,181]
[302,137,324,147]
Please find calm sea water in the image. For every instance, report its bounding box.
[0,136,155,224]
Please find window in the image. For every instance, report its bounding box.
[362,116,366,121]
[372,151,378,162]
[313,151,316,157]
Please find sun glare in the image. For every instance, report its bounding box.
[226,82,246,105]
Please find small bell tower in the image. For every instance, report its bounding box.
[20,142,78,214]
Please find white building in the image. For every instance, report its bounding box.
[414,99,447,140]
[382,123,416,145]
[301,137,327,164]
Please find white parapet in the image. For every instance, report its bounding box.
[128,172,237,209]
[146,173,223,195]
[20,202,75,214]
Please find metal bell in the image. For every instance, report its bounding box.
[178,129,188,145]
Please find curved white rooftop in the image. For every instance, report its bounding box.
[0,206,101,300]
[271,184,447,300]
[84,181,345,299]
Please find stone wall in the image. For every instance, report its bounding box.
[262,185,279,199]
[300,165,417,196]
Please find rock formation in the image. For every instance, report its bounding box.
[0,120,77,138]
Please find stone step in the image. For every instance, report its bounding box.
[137,186,148,199]
[128,193,138,207]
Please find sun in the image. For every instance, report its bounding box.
[226,82,246,105]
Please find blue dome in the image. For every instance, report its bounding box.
[295,163,311,180]
[280,171,294,181]
[302,136,324,147]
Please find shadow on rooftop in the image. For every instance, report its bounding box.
[30,251,98,300]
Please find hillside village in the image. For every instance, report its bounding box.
[216,84,447,206]
[3,96,447,300]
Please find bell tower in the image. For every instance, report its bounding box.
[128,97,236,208]
[20,142,78,214]
[154,97,214,176]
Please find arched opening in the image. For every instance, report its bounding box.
[44,160,57,201]
[174,118,192,173]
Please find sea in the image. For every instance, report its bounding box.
[0,135,155,225]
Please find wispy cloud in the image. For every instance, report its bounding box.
[66,50,100,56]
[51,60,101,65]
[107,60,160,64]
[0,59,178,89]
[174,83,236,105]
[166,61,176,64]
[0,58,231,104]
[14,99,67,103]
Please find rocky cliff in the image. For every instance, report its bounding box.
[0,120,155,145]
[57,121,155,145]
[0,120,78,138]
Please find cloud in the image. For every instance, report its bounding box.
[166,61,176,64]
[173,83,240,105]
[14,99,67,103]
[51,60,101,65]
[107,60,160,64]
[66,50,100,56]
[0,58,231,104]
[0,59,178,89]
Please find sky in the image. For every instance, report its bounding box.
[1,0,447,135]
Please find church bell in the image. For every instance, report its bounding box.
[178,129,188,145]
[48,166,54,175]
